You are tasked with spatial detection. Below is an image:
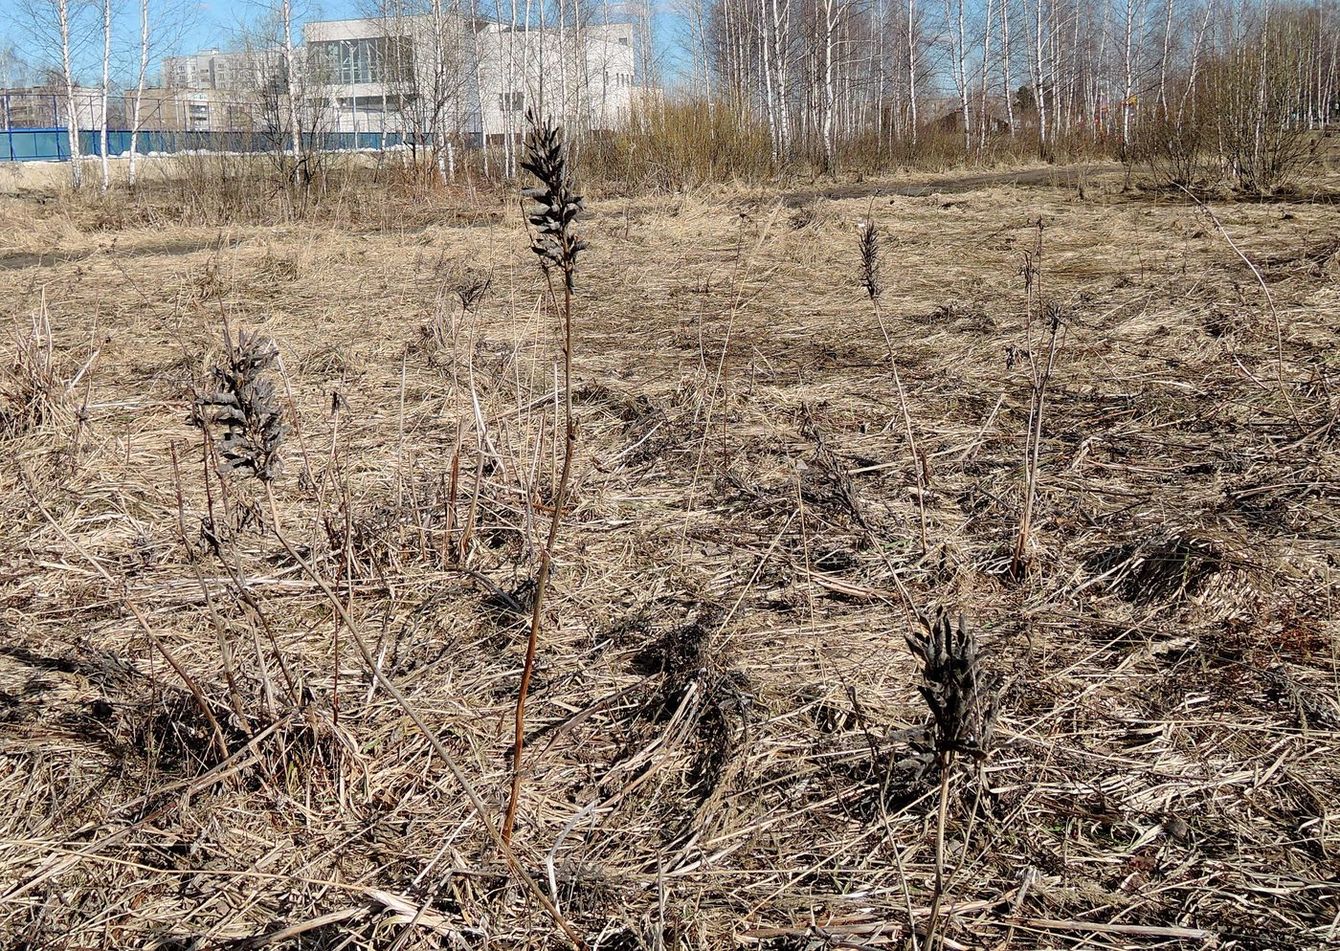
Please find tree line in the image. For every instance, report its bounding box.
[6,0,1338,194]
[677,0,1338,185]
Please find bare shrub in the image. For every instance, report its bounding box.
[1210,12,1321,195]
[1132,89,1218,189]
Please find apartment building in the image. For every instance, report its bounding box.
[157,48,286,132]
[163,48,268,93]
[0,85,101,129]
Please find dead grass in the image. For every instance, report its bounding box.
[0,168,1337,950]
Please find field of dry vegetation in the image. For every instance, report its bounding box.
[0,163,1337,950]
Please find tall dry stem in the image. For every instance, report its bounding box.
[1010,221,1063,579]
[502,110,587,845]
[859,218,928,554]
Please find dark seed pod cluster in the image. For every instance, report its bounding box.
[520,108,587,290]
[193,330,285,481]
[905,610,999,760]
[859,219,881,302]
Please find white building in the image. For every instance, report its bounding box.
[302,15,642,142]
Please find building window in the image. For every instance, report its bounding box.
[312,37,393,85]
[499,91,523,112]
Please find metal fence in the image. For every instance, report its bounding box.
[1,127,409,162]
[0,90,411,162]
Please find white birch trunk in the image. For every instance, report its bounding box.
[1158,0,1174,114]
[760,0,778,155]
[99,0,111,192]
[907,0,918,141]
[772,0,792,151]
[821,0,839,168]
[58,0,83,190]
[128,0,149,186]
[1002,0,1015,133]
[957,0,970,153]
[979,0,995,154]
[283,0,300,174]
[1122,0,1136,148]
[1033,0,1047,148]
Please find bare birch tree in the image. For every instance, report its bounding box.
[98,0,111,191]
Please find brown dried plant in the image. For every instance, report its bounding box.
[859,217,928,554]
[1010,220,1064,579]
[906,609,999,948]
[193,328,286,481]
[1,299,78,440]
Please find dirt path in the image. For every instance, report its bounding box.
[782,162,1125,205]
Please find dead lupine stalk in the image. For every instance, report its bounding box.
[191,326,294,718]
[859,218,928,554]
[905,611,998,949]
[502,110,587,846]
[192,328,286,482]
[1010,221,1064,580]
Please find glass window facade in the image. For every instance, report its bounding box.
[311,38,410,85]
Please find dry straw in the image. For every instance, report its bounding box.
[1,165,1335,950]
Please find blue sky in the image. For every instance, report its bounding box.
[0,0,689,85]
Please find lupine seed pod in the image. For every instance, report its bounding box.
[520,109,587,290]
[905,610,999,760]
[193,330,286,481]
[859,219,881,302]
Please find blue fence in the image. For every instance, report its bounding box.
[1,127,409,162]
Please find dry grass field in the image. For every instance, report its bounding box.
[0,167,1337,950]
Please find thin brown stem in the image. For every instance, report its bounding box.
[503,272,576,844]
[872,299,929,555]
[261,484,585,950]
[923,751,954,950]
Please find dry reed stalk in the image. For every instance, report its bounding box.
[260,484,585,949]
[1010,221,1064,580]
